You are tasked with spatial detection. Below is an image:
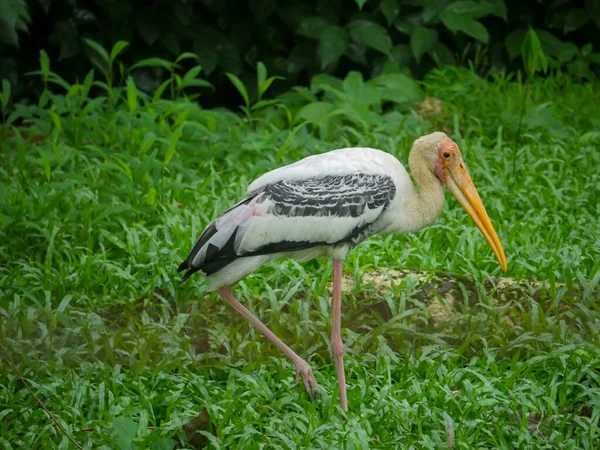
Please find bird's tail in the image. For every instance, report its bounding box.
[178,196,256,282]
[177,221,219,282]
[177,259,194,282]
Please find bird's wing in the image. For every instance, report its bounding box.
[179,171,397,278]
[238,172,396,253]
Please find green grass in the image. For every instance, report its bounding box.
[1,66,600,449]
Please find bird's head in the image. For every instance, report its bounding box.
[414,132,507,272]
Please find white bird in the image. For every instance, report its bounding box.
[179,131,507,412]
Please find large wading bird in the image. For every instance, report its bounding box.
[179,132,507,412]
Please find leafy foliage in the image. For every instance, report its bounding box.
[521,28,548,76]
[1,0,599,106]
[0,0,30,47]
[1,53,599,447]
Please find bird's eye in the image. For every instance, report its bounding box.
[443,152,451,158]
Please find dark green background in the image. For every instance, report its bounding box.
[1,0,599,107]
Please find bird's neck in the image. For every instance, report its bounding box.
[401,154,446,232]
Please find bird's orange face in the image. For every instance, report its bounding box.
[434,137,462,182]
[435,137,507,272]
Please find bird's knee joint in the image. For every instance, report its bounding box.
[331,337,344,357]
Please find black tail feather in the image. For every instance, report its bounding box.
[176,221,218,282]
[177,195,259,282]
[177,260,189,272]
[179,266,201,283]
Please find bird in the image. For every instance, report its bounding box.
[178,131,507,412]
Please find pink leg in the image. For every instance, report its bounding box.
[331,259,348,411]
[217,287,318,399]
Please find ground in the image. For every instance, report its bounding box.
[1,67,599,449]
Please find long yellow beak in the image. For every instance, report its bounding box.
[445,163,507,272]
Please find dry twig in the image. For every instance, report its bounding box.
[0,344,84,450]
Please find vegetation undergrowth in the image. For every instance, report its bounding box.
[1,56,599,448]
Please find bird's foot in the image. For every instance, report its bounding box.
[294,360,319,400]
